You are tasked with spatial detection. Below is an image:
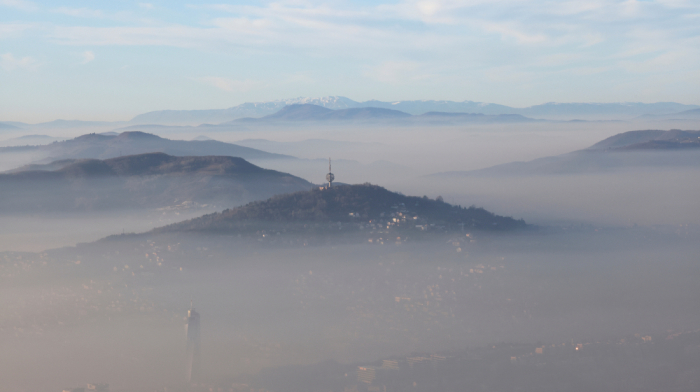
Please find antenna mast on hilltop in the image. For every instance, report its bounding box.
[326,157,334,188]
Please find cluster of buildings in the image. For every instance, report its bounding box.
[242,330,700,392]
[62,383,108,392]
[353,354,453,391]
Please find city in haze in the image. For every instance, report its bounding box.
[1,1,700,392]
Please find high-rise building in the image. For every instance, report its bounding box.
[185,302,201,384]
[357,366,377,384]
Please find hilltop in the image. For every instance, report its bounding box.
[8,152,290,178]
[0,131,292,164]
[0,153,313,213]
[150,184,526,241]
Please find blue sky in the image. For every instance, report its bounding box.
[1,0,699,122]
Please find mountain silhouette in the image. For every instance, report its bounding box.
[153,183,527,235]
[0,153,313,212]
[0,131,293,163]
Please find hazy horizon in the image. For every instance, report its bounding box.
[2,96,700,124]
[3,1,700,392]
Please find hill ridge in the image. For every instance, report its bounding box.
[0,131,294,163]
[0,153,314,212]
[127,97,700,125]
[153,183,527,235]
[6,152,290,178]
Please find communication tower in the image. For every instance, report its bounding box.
[185,301,201,384]
[326,158,334,188]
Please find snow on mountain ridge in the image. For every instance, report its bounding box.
[127,97,700,125]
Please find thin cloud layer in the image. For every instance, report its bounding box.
[80,50,94,64]
[0,0,37,12]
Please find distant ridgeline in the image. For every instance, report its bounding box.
[0,152,313,212]
[151,184,527,243]
[587,129,700,150]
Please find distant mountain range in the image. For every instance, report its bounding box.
[0,131,292,164]
[0,130,399,187]
[232,138,385,156]
[235,104,411,122]
[433,129,700,177]
[637,108,700,120]
[128,97,699,125]
[147,184,526,239]
[117,105,539,129]
[0,153,313,213]
[0,122,22,130]
[0,134,67,147]
[222,104,536,124]
[4,98,699,128]
[588,129,700,150]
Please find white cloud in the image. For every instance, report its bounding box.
[0,52,36,71]
[379,0,497,25]
[479,21,548,44]
[139,3,154,10]
[54,7,104,18]
[549,1,605,16]
[0,0,37,12]
[197,77,261,92]
[0,23,32,39]
[81,50,95,64]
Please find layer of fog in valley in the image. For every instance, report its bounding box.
[2,116,700,392]
[176,119,700,227]
[3,228,700,391]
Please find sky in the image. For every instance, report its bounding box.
[1,0,699,122]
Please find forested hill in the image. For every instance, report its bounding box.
[153,184,527,234]
[0,153,313,212]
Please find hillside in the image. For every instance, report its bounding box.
[153,184,527,237]
[432,129,700,177]
[588,130,669,150]
[0,122,21,130]
[0,134,66,147]
[0,131,293,165]
[589,129,700,150]
[417,112,537,123]
[676,108,700,117]
[0,153,313,213]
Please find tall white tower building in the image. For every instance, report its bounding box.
[185,302,201,384]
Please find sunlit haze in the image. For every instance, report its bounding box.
[2,2,700,392]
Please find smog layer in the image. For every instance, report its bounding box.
[1,103,700,392]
